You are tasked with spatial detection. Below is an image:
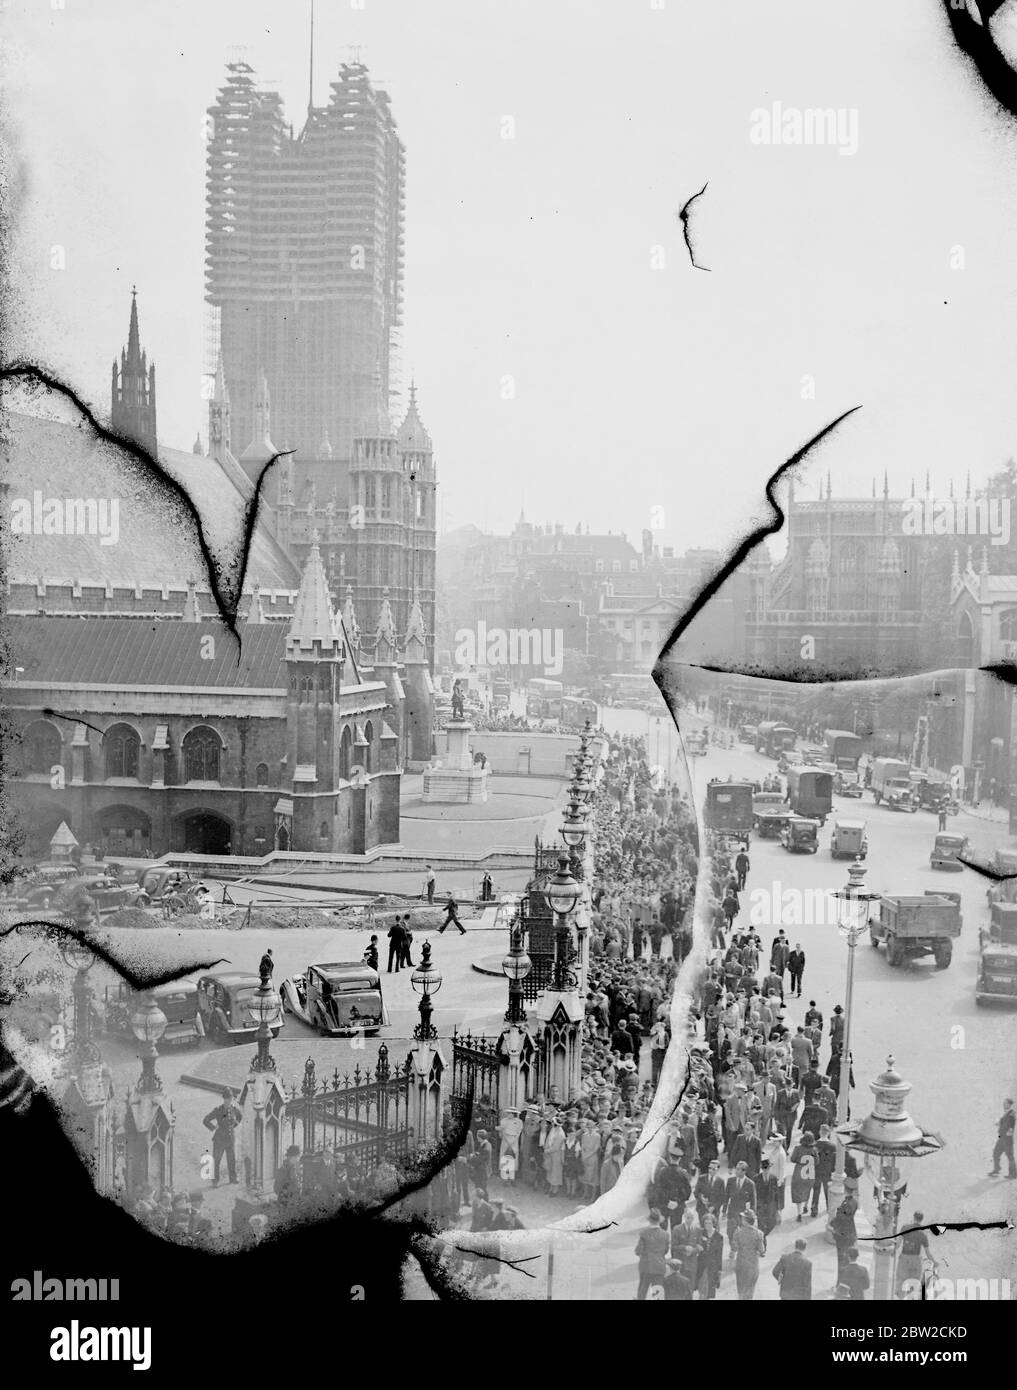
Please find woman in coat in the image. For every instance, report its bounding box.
[579,1118,602,1200]
[543,1116,565,1196]
[789,1131,818,1222]
[696,1213,724,1300]
[599,1142,626,1195]
[731,1210,766,1300]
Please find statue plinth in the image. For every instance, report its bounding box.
[422,720,489,804]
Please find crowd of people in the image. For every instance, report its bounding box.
[632,830,874,1301]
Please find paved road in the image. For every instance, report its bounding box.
[694,735,1017,1290]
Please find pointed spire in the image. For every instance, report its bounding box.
[981,546,990,579]
[319,423,333,460]
[826,469,832,499]
[193,431,203,455]
[374,587,398,662]
[183,578,201,623]
[125,286,142,370]
[403,586,428,659]
[871,477,876,498]
[949,478,954,499]
[966,470,971,501]
[341,585,361,652]
[286,543,339,656]
[883,469,889,499]
[397,379,432,452]
[925,470,931,496]
[241,369,277,465]
[910,478,915,499]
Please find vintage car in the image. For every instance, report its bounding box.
[884,781,918,813]
[755,806,793,839]
[930,832,967,871]
[104,980,204,1048]
[49,875,133,917]
[834,768,863,798]
[780,815,820,854]
[737,724,757,744]
[976,902,1017,1003]
[830,818,868,860]
[975,943,1017,1006]
[281,962,390,1036]
[196,972,284,1043]
[686,731,708,756]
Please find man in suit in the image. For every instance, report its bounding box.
[772,1237,813,1300]
[696,1159,726,1221]
[787,944,805,997]
[386,918,405,973]
[723,1160,757,1255]
[813,1124,837,1216]
[770,931,790,977]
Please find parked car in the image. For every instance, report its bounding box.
[755,806,793,839]
[50,875,133,916]
[196,973,284,1043]
[281,962,389,1035]
[104,980,204,1048]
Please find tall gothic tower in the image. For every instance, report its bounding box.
[111,289,157,455]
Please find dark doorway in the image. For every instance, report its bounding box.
[276,825,289,852]
[182,812,231,855]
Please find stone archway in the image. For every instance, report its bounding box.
[181,811,232,855]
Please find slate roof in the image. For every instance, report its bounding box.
[3,411,299,592]
[7,616,287,690]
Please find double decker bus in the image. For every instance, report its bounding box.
[526,678,564,720]
[561,695,599,729]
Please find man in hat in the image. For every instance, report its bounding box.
[438,892,467,935]
[203,1086,242,1186]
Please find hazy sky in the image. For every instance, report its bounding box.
[6,0,1017,557]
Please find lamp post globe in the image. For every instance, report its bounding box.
[130,993,167,1094]
[544,856,580,919]
[502,921,531,1026]
[411,940,441,1041]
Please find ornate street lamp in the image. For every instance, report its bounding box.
[502,919,532,1026]
[59,936,100,1067]
[411,940,441,1041]
[837,1055,944,1300]
[544,855,580,991]
[560,800,588,851]
[249,959,281,1073]
[572,771,595,805]
[828,858,880,1204]
[130,992,167,1095]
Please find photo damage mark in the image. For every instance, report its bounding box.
[676,181,711,272]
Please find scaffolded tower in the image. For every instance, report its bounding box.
[205,60,405,462]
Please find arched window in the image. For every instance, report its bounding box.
[104,723,140,779]
[319,820,329,840]
[255,762,269,787]
[1000,609,1017,643]
[339,725,353,780]
[22,720,62,775]
[183,725,221,782]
